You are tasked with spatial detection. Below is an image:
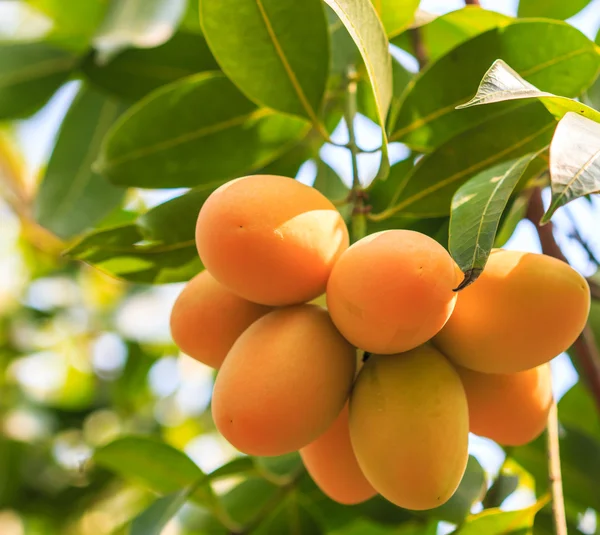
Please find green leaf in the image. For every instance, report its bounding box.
[457,60,600,123]
[455,496,549,535]
[449,153,537,290]
[541,112,600,223]
[359,55,412,125]
[34,86,126,239]
[94,436,213,504]
[199,0,329,124]
[512,424,600,511]
[254,494,324,535]
[392,7,511,64]
[482,473,520,509]
[93,0,187,64]
[0,41,78,120]
[314,160,350,202]
[96,72,309,188]
[81,32,219,102]
[65,187,212,283]
[390,20,600,151]
[428,456,487,524]
[324,0,393,179]
[371,0,420,39]
[518,0,592,20]
[130,489,191,535]
[494,192,532,247]
[24,0,108,51]
[372,103,554,221]
[328,5,360,77]
[558,383,600,442]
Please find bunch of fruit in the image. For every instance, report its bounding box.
[170,174,591,511]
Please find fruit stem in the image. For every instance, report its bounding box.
[344,66,368,243]
[546,398,567,535]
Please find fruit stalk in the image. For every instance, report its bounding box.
[344,66,367,243]
[546,398,567,535]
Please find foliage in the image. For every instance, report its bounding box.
[1,0,600,534]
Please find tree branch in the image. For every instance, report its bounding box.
[409,28,428,70]
[465,0,481,5]
[345,66,367,243]
[526,187,600,412]
[546,398,567,535]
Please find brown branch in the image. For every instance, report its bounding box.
[465,0,481,4]
[526,187,600,412]
[546,399,567,535]
[409,27,428,70]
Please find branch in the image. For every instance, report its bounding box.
[465,0,481,5]
[345,66,368,243]
[526,187,600,412]
[409,28,428,70]
[546,398,567,535]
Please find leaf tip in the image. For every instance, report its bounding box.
[453,268,483,292]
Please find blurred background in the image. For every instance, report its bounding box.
[1,0,600,534]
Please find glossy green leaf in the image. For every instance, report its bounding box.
[35,86,125,239]
[65,187,212,283]
[391,20,600,151]
[81,32,219,101]
[199,0,329,123]
[324,0,393,178]
[541,112,600,223]
[429,456,487,524]
[96,72,310,188]
[518,0,592,20]
[455,496,549,535]
[371,0,420,39]
[392,7,511,64]
[24,0,108,51]
[457,60,600,123]
[94,436,213,504]
[0,41,78,120]
[449,153,537,290]
[130,489,191,535]
[93,0,187,64]
[372,103,554,221]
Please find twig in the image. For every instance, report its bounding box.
[465,0,481,5]
[564,206,600,267]
[546,399,567,535]
[526,188,600,412]
[409,27,428,70]
[345,66,368,243]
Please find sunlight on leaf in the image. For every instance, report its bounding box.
[542,112,600,223]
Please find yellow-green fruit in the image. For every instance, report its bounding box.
[195,175,349,306]
[300,404,376,505]
[212,305,356,456]
[434,249,590,373]
[456,364,552,446]
[169,271,271,368]
[349,346,469,511]
[326,230,459,354]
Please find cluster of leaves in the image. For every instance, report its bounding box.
[1,0,600,533]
